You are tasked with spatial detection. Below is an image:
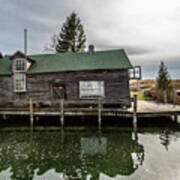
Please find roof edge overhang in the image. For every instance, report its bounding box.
[27,68,131,75]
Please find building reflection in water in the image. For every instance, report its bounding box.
[0,129,144,180]
[81,137,107,155]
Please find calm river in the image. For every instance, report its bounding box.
[0,124,179,180]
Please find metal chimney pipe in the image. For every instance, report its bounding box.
[24,29,27,54]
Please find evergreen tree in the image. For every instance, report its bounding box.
[156,61,172,103]
[55,12,86,53]
[157,61,171,90]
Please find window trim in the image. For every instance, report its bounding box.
[14,73,26,92]
[79,81,105,99]
[14,58,26,73]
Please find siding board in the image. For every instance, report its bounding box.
[0,70,131,107]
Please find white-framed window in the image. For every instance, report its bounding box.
[79,81,105,99]
[15,59,26,72]
[14,74,26,92]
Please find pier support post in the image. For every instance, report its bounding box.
[172,113,177,123]
[133,113,137,130]
[2,114,7,120]
[173,89,176,108]
[171,112,178,123]
[60,99,64,128]
[177,116,180,124]
[132,128,138,141]
[174,114,178,122]
[98,99,102,130]
[29,98,34,129]
[133,95,137,131]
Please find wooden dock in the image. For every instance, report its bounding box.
[129,100,180,117]
[0,97,180,129]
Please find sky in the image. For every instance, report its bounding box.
[0,0,180,79]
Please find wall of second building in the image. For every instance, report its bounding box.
[26,70,131,107]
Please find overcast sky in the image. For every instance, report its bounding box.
[0,0,180,79]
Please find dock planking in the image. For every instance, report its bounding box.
[0,100,180,129]
[0,100,180,116]
[128,100,180,117]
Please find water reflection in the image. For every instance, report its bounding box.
[0,130,144,180]
[159,129,171,150]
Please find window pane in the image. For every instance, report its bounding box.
[80,81,104,98]
[14,74,26,91]
[15,59,25,72]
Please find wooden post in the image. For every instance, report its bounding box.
[133,95,137,130]
[98,98,102,130]
[171,112,177,123]
[177,116,180,124]
[133,94,137,113]
[60,99,64,128]
[132,129,138,141]
[2,114,7,120]
[29,98,34,129]
[173,89,176,108]
[174,114,178,122]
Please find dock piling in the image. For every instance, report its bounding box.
[29,98,34,129]
[173,89,176,108]
[174,114,178,122]
[133,95,137,130]
[171,113,177,122]
[60,99,64,128]
[2,114,7,120]
[98,99,102,130]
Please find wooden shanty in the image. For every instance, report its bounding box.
[0,47,144,128]
[0,49,135,107]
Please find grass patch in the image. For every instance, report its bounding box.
[131,91,153,101]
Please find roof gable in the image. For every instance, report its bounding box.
[10,51,34,63]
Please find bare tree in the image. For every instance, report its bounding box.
[43,34,58,53]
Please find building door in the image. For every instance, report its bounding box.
[52,83,66,100]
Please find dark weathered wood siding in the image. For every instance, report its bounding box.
[0,70,131,107]
[0,76,13,106]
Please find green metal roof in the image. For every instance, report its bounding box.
[0,55,12,75]
[0,49,132,75]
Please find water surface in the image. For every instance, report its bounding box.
[0,126,179,180]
